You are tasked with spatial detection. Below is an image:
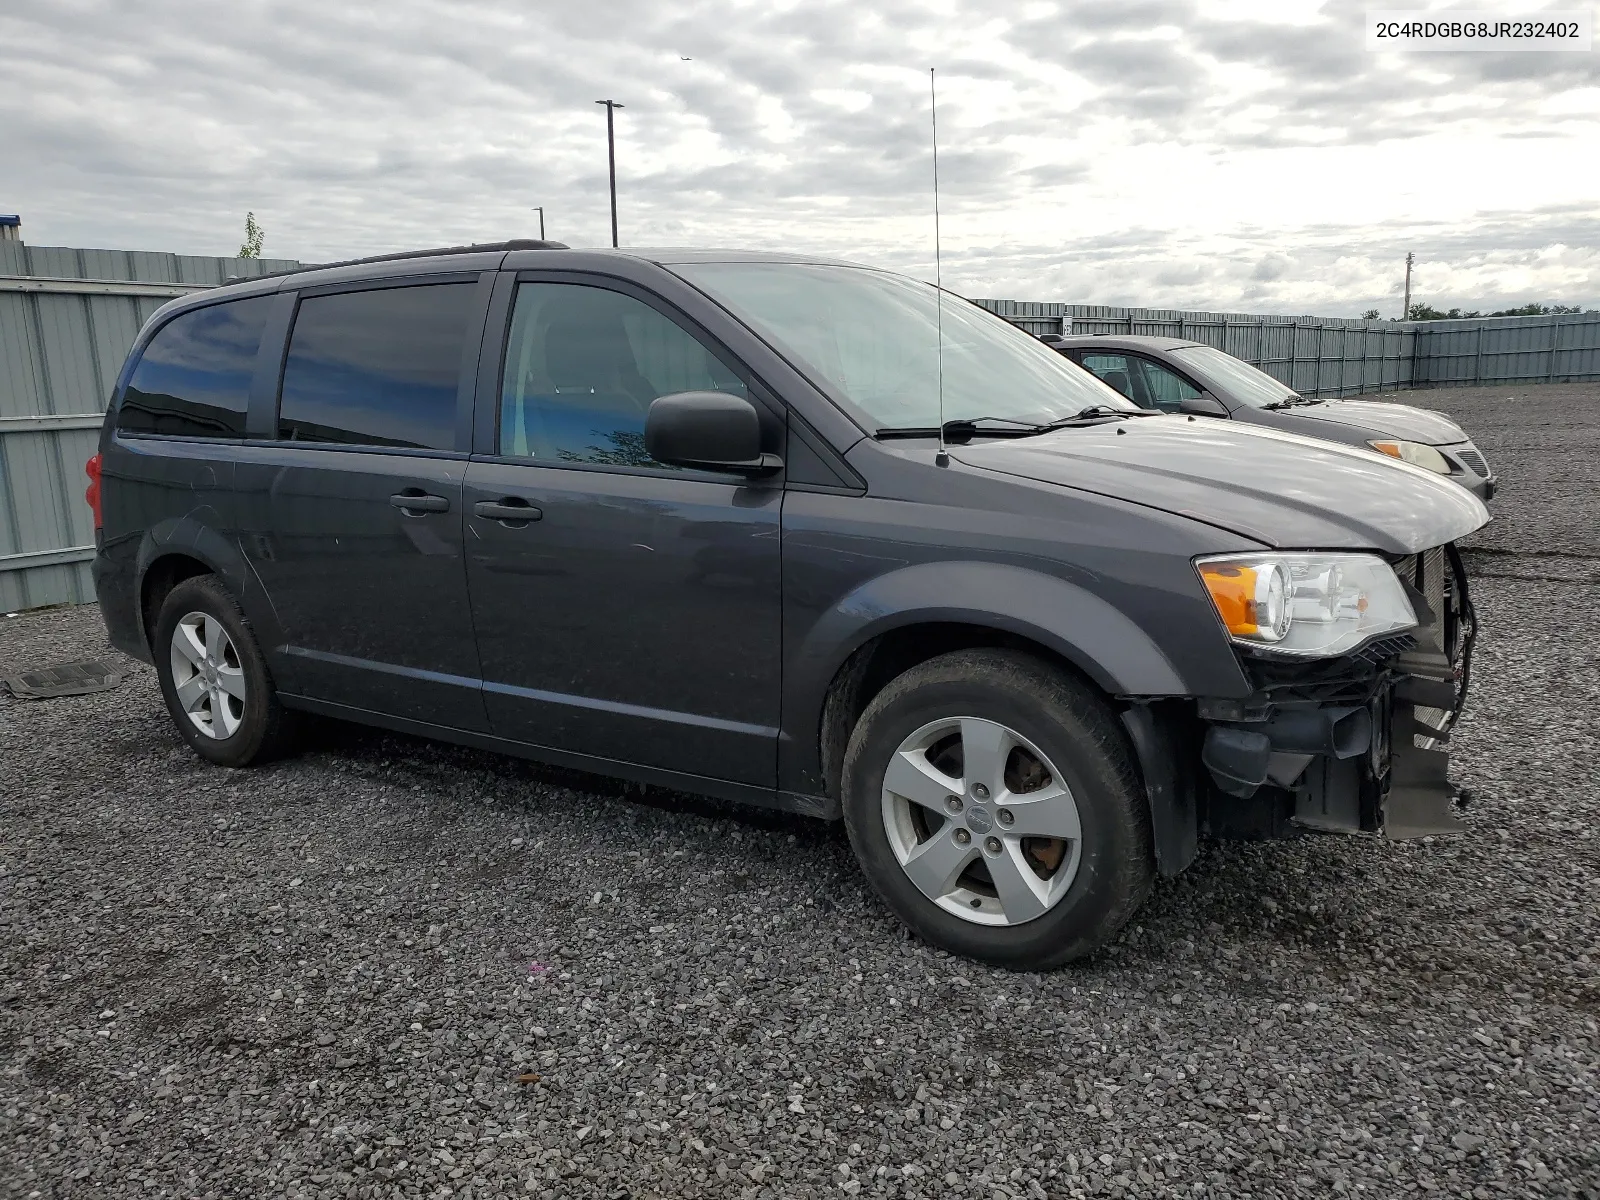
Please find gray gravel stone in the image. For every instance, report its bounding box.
[3,383,1599,1197]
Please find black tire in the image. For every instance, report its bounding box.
[841,649,1153,970]
[152,574,297,767]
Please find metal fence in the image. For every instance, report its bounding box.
[1409,312,1600,386]
[974,300,1418,398]
[0,241,300,611]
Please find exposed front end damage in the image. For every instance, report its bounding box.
[1194,544,1475,843]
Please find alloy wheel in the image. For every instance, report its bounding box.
[880,716,1083,926]
[169,611,246,740]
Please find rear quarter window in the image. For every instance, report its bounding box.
[276,283,474,451]
[116,296,273,438]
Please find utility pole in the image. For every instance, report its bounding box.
[1402,251,1414,321]
[595,100,625,248]
[532,207,545,240]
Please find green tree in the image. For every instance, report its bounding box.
[1406,300,1597,321]
[238,212,265,259]
[1485,302,1588,317]
[1407,302,1477,320]
[1361,309,1380,320]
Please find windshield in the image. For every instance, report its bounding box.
[1169,344,1297,408]
[671,262,1134,429]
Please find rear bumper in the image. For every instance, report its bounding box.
[1196,545,1475,840]
[91,537,151,664]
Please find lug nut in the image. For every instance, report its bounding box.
[972,783,990,801]
[954,828,971,845]
[945,795,964,813]
[998,808,1014,827]
[984,837,1002,855]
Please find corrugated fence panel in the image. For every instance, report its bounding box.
[19,245,87,279]
[1,241,302,610]
[35,292,106,414]
[9,244,300,284]
[1561,320,1600,380]
[0,429,89,609]
[0,294,46,418]
[87,294,148,395]
[1394,313,1600,386]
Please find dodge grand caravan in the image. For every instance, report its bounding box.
[90,242,1490,969]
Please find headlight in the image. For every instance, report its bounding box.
[1369,439,1450,474]
[1197,553,1417,657]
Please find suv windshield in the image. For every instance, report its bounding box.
[672,262,1133,429]
[1169,344,1297,408]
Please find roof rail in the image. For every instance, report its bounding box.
[223,238,571,286]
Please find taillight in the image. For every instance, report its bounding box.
[85,453,103,531]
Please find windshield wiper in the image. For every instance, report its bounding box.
[1035,405,1157,428]
[874,416,1050,443]
[1260,395,1324,410]
[874,408,1152,443]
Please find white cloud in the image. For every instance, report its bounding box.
[0,0,1595,315]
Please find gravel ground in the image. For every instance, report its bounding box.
[3,387,1598,1199]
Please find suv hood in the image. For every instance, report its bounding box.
[953,417,1488,554]
[1288,400,1467,445]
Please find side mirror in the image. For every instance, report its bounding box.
[1178,394,1229,418]
[645,391,782,476]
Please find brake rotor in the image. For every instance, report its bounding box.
[1008,748,1068,874]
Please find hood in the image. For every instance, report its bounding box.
[1288,400,1468,445]
[952,417,1488,554]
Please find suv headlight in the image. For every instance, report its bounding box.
[1196,552,1417,657]
[1369,439,1450,474]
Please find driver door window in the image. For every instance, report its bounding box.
[499,283,748,468]
[1133,357,1202,413]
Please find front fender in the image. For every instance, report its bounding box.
[781,559,1225,797]
[799,560,1188,699]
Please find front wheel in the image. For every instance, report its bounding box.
[841,650,1153,970]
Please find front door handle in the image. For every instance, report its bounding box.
[474,498,544,525]
[390,491,451,515]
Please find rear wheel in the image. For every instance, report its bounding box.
[841,649,1153,969]
[153,575,296,766]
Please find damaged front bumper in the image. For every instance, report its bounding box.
[1197,544,1476,840]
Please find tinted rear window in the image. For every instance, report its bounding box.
[277,283,475,450]
[117,296,272,438]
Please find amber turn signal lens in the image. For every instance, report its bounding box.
[1198,562,1260,636]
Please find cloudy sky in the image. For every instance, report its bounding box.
[2,0,1596,316]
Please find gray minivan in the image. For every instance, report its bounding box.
[90,242,1489,969]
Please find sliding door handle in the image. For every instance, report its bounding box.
[474,499,544,524]
[389,491,450,515]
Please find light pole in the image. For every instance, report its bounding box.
[532,207,545,240]
[595,99,624,248]
[1402,251,1414,321]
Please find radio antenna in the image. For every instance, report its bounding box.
[930,67,948,468]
